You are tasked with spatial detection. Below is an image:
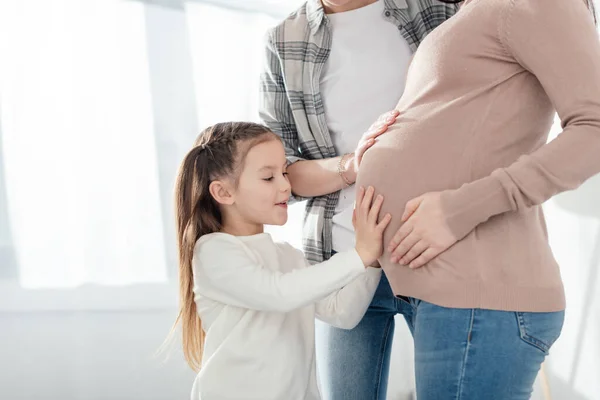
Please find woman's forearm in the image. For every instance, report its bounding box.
[287,156,353,198]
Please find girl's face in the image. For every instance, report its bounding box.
[221,138,291,235]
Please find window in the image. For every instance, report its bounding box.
[0,0,303,309]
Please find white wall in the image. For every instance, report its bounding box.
[0,310,195,400]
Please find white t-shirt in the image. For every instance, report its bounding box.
[320,0,413,252]
[191,232,381,400]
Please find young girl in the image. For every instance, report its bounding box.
[171,121,392,400]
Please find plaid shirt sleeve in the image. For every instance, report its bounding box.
[259,30,310,203]
[259,31,305,166]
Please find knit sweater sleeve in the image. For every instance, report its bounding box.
[440,0,600,240]
[194,235,365,312]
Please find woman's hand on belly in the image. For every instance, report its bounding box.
[352,110,399,175]
[387,192,458,269]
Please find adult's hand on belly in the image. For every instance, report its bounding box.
[353,110,399,173]
[387,192,458,269]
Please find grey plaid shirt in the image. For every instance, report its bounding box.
[259,0,459,264]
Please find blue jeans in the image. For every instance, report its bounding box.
[316,273,565,400]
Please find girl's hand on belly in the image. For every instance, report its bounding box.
[387,192,458,269]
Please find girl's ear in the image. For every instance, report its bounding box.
[209,180,235,206]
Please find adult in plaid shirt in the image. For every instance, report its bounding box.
[259,0,458,398]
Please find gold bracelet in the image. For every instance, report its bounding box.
[337,153,353,187]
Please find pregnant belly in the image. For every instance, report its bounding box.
[356,119,464,247]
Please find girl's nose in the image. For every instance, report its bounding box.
[281,177,291,193]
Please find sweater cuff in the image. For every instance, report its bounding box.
[439,173,515,240]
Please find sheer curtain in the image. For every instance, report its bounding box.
[0,0,302,292]
[0,0,168,289]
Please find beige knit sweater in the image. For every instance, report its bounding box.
[357,0,600,311]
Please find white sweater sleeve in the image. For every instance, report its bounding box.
[193,235,366,312]
[315,268,381,330]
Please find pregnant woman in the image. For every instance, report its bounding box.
[357,0,600,398]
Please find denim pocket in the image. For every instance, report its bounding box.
[515,311,565,354]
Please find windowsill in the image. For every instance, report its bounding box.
[0,281,178,312]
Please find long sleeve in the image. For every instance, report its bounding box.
[258,30,308,203]
[258,30,304,166]
[439,0,600,240]
[315,267,381,329]
[193,234,365,312]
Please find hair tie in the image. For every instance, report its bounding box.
[197,143,215,160]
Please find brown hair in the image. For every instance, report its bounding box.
[169,121,277,371]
